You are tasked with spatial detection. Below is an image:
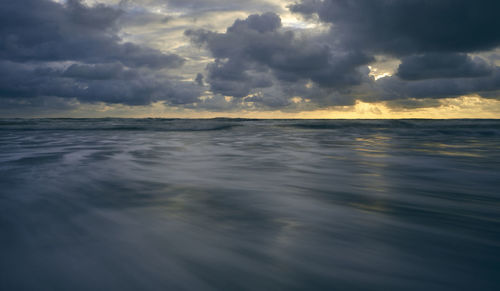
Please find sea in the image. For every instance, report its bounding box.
[1,118,499,290]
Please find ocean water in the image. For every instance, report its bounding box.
[0,118,499,290]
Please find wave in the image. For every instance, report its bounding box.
[283,119,500,136]
[0,118,241,132]
[1,118,499,135]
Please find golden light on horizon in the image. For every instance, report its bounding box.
[56,95,500,119]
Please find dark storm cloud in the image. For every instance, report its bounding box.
[0,61,200,105]
[63,63,138,80]
[290,0,500,56]
[285,0,500,107]
[184,2,500,109]
[2,0,500,114]
[374,67,500,101]
[396,53,494,81]
[0,0,183,67]
[0,0,199,107]
[186,12,372,103]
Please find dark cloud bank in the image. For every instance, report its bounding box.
[1,0,500,114]
[0,0,200,110]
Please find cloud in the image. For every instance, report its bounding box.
[290,0,500,56]
[288,0,500,108]
[119,0,282,15]
[375,67,500,101]
[186,12,373,106]
[396,53,494,81]
[185,6,500,110]
[195,73,204,86]
[0,61,201,105]
[0,0,201,107]
[1,0,500,115]
[0,0,184,67]
[63,63,137,80]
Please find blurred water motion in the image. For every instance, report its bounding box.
[1,119,499,290]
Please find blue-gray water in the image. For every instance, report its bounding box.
[1,119,499,290]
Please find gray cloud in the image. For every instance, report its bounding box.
[0,0,183,68]
[375,67,500,101]
[290,0,500,56]
[186,12,373,106]
[396,53,494,81]
[195,73,204,86]
[185,3,500,110]
[119,0,281,15]
[2,0,500,114]
[63,63,137,80]
[0,0,201,107]
[0,61,201,105]
[287,0,500,108]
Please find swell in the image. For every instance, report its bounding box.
[284,119,500,136]
[0,125,238,132]
[1,119,499,135]
[0,119,240,132]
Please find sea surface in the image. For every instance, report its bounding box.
[1,118,499,290]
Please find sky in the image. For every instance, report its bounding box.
[1,0,500,118]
